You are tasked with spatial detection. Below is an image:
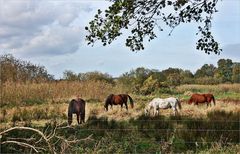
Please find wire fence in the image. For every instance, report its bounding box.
[86,119,240,122]
[68,128,240,132]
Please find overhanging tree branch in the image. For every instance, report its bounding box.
[85,0,222,54]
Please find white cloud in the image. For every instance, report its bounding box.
[0,0,100,56]
[222,43,240,59]
[16,26,82,56]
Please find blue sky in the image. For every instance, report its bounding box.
[0,0,239,78]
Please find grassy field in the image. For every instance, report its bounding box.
[0,82,240,153]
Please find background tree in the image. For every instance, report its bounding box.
[63,70,78,81]
[117,67,152,93]
[216,59,233,83]
[0,54,53,83]
[180,70,194,84]
[78,71,114,84]
[140,75,159,95]
[161,68,182,85]
[232,63,240,83]
[86,0,222,54]
[195,64,216,78]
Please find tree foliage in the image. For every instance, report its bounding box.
[0,54,54,83]
[117,58,238,95]
[195,64,216,78]
[232,63,240,83]
[85,0,222,54]
[63,70,114,84]
[117,67,195,94]
[216,59,233,83]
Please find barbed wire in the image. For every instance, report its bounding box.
[86,119,240,122]
[72,128,239,132]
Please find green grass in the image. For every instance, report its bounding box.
[2,110,239,153]
[1,83,239,153]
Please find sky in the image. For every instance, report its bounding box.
[0,0,239,79]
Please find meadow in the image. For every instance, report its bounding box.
[0,81,239,153]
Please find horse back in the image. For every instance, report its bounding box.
[69,99,86,114]
[203,93,215,102]
[191,94,206,103]
[112,95,124,105]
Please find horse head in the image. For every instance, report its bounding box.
[144,108,149,115]
[104,94,114,111]
[188,98,193,105]
[104,103,108,111]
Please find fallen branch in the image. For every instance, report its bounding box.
[0,126,56,154]
[1,140,40,153]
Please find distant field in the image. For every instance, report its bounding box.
[0,82,239,153]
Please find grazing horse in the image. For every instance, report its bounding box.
[188,93,216,107]
[145,97,182,116]
[104,94,134,111]
[68,98,86,125]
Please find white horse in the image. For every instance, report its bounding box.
[145,97,182,116]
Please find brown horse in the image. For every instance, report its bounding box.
[68,98,86,125]
[104,94,134,111]
[188,93,216,107]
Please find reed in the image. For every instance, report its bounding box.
[1,80,125,107]
[176,84,240,94]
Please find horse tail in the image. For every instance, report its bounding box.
[177,99,182,110]
[127,95,134,108]
[212,95,216,106]
[68,99,75,125]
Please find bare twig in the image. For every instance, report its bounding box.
[0,126,56,154]
[1,140,39,153]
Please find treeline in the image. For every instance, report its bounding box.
[62,59,240,95]
[1,54,239,95]
[62,70,114,84]
[116,60,240,94]
[0,54,53,83]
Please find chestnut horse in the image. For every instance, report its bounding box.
[188,93,216,107]
[104,94,134,111]
[68,98,86,125]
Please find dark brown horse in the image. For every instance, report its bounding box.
[188,93,216,107]
[68,98,86,125]
[104,94,134,111]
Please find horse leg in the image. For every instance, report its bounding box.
[153,107,157,116]
[79,115,82,124]
[125,102,128,111]
[82,113,85,123]
[76,113,80,124]
[154,107,158,116]
[172,107,176,116]
[80,113,85,124]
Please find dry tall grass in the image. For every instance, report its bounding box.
[1,80,126,107]
[176,84,240,94]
